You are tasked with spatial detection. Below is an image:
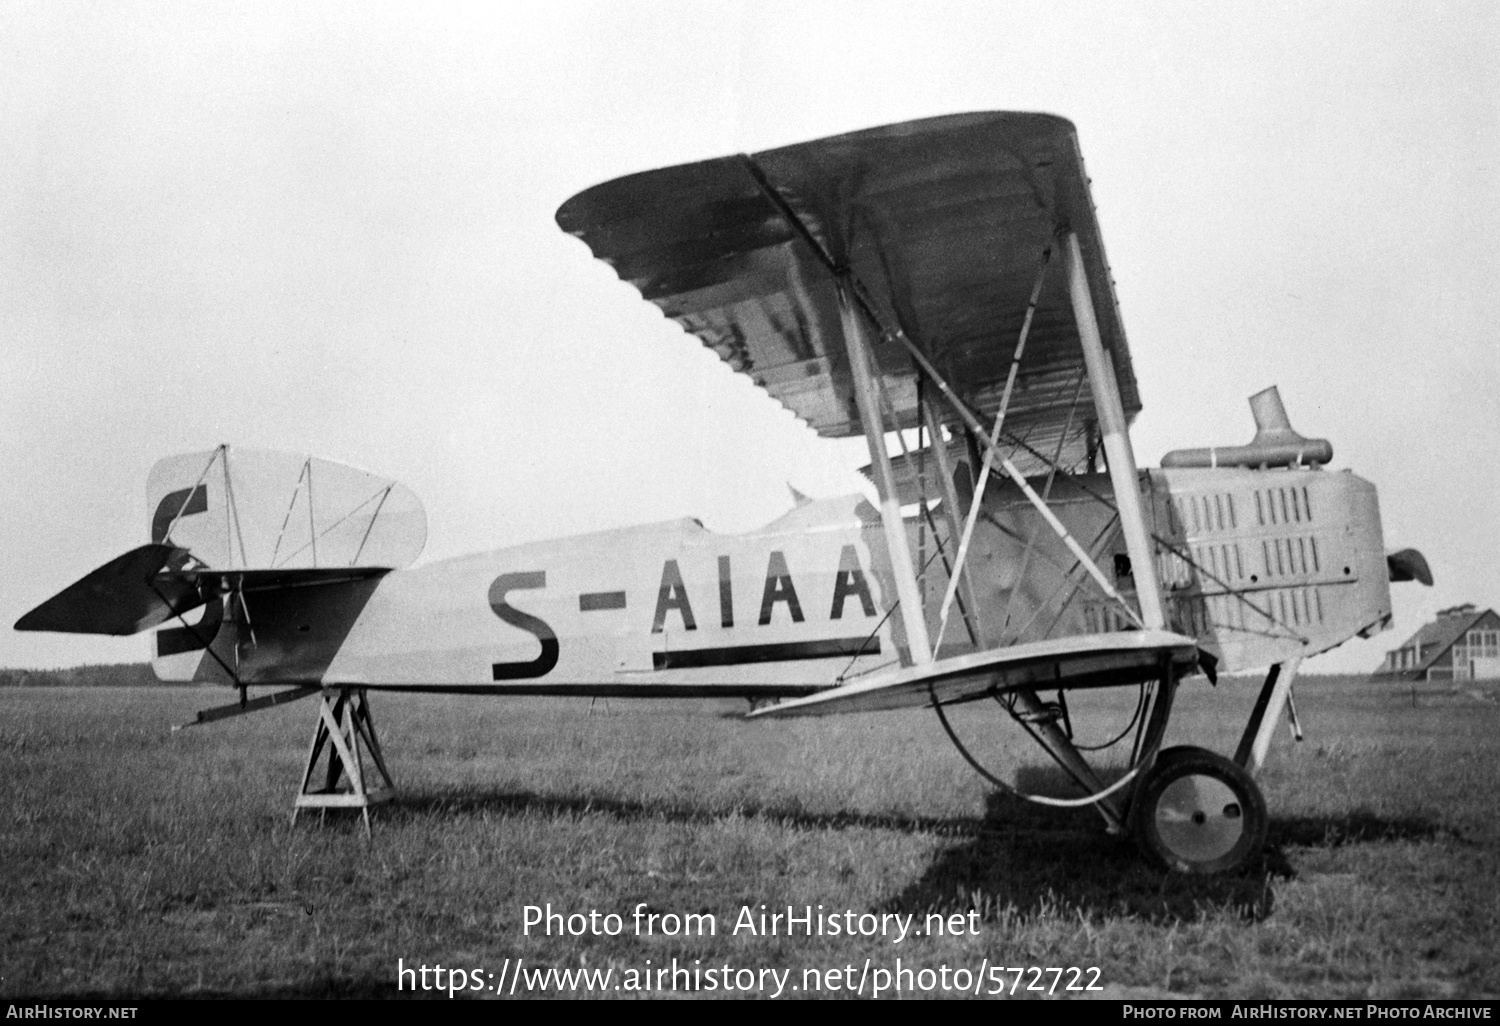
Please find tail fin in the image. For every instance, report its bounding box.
[18,446,425,686]
[147,446,424,682]
[148,445,426,571]
[151,564,390,684]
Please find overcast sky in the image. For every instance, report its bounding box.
[1,1,1495,674]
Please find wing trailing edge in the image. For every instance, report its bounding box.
[747,630,1201,719]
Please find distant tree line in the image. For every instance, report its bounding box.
[0,663,174,687]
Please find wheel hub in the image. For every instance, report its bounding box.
[1154,773,1244,863]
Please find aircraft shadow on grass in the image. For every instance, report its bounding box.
[382,787,979,839]
[379,770,1449,926]
[881,767,1453,925]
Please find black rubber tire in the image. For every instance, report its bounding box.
[1129,745,1268,875]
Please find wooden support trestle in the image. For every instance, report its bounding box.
[291,687,394,837]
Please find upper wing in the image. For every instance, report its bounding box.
[556,111,1138,474]
[748,630,1200,719]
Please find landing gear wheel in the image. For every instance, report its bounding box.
[1130,746,1267,875]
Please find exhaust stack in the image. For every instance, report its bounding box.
[1162,386,1334,469]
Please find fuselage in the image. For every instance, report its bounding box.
[325,493,900,694]
[149,465,1394,694]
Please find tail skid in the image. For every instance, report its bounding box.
[172,684,320,730]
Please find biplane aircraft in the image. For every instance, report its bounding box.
[16,112,1430,874]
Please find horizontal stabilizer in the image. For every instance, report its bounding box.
[172,566,391,593]
[748,630,1200,719]
[14,544,196,635]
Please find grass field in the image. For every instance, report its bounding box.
[2,674,1497,1000]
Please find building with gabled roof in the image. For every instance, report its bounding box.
[1374,604,1500,681]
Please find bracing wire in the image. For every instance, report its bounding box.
[834,545,948,684]
[1071,682,1148,752]
[927,683,1148,809]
